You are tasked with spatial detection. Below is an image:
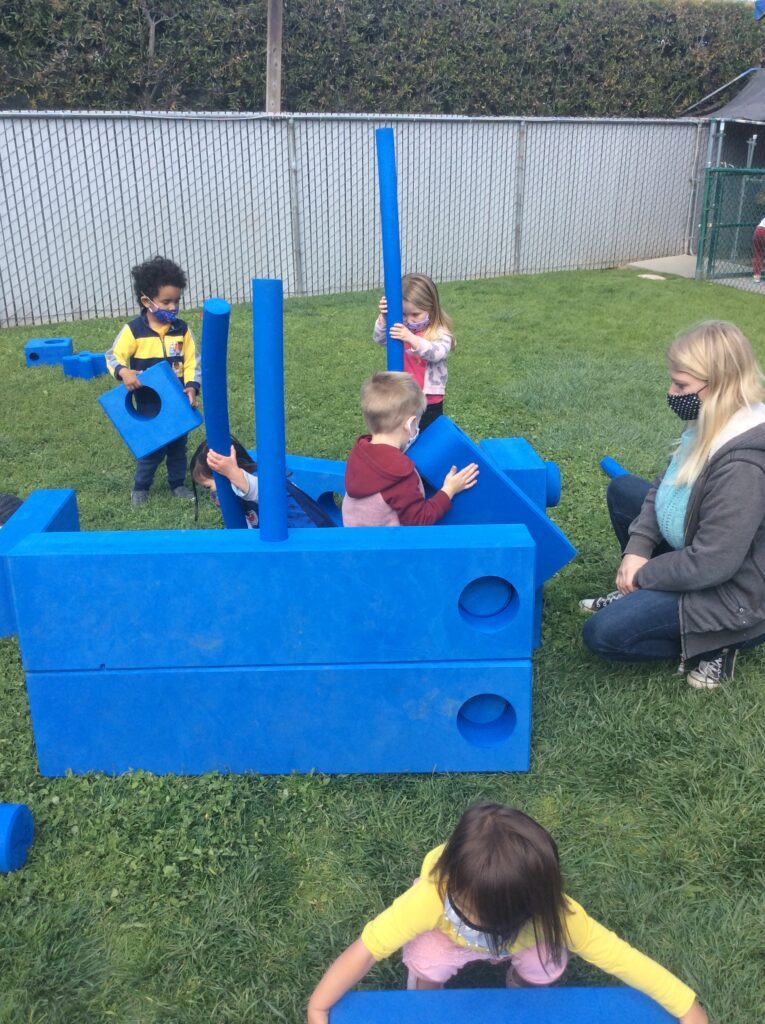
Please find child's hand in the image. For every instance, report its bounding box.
[184,386,198,409]
[377,295,387,322]
[441,463,479,499]
[306,1007,329,1024]
[120,369,142,391]
[207,445,240,482]
[389,323,420,349]
[678,1000,708,1024]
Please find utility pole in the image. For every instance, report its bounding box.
[266,0,283,113]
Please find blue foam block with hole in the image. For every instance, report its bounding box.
[10,523,536,671]
[97,360,203,458]
[26,660,531,775]
[62,352,108,379]
[0,804,35,872]
[24,337,73,366]
[331,987,674,1023]
[410,417,575,587]
[0,490,78,638]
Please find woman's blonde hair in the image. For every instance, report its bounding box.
[402,273,455,348]
[669,320,765,484]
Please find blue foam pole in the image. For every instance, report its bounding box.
[201,297,247,530]
[375,128,404,372]
[252,279,289,542]
[600,456,630,479]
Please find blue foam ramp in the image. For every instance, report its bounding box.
[411,417,575,586]
[10,523,536,671]
[331,987,673,1023]
[27,659,531,775]
[0,491,78,638]
[98,361,203,459]
[24,337,73,366]
[0,804,34,872]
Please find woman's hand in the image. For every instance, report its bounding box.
[678,998,708,1024]
[615,553,649,594]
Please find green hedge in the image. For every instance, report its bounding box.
[0,0,761,116]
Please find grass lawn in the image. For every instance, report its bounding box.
[0,269,763,1024]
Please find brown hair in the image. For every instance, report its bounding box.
[432,803,568,962]
[402,273,455,348]
[360,371,426,434]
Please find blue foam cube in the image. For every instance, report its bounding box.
[0,804,34,873]
[62,352,108,380]
[98,361,203,459]
[24,337,74,366]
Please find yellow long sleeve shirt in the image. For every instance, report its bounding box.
[360,845,696,1019]
[106,312,200,391]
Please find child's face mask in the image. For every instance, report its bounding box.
[144,296,179,325]
[405,314,430,333]
[403,416,420,451]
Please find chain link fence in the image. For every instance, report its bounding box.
[0,112,705,327]
[696,167,765,291]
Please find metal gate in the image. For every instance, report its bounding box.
[697,166,765,281]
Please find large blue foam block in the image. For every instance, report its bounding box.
[331,987,673,1023]
[27,660,531,775]
[0,804,35,872]
[411,417,575,586]
[24,337,73,366]
[0,490,79,638]
[480,437,561,509]
[97,361,203,459]
[10,524,536,671]
[62,352,108,379]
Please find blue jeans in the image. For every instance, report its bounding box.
[134,435,188,492]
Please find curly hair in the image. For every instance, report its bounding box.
[131,256,187,305]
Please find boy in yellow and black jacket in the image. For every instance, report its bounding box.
[106,256,201,506]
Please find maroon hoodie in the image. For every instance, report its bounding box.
[342,436,451,527]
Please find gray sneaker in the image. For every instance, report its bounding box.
[171,485,195,500]
[131,490,149,506]
[687,648,737,690]
[578,590,624,613]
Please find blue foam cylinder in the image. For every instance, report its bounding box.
[0,803,34,872]
[201,298,247,530]
[252,279,288,542]
[375,128,405,372]
[600,456,630,479]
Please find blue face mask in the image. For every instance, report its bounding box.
[405,314,430,333]
[145,299,179,325]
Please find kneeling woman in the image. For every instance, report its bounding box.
[582,321,765,689]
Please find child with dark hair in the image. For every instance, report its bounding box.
[190,438,336,529]
[105,256,201,506]
[307,803,707,1024]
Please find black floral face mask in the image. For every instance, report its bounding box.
[666,390,703,421]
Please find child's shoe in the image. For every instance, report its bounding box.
[578,590,624,613]
[754,275,762,283]
[686,648,737,690]
[171,485,194,500]
[131,490,149,506]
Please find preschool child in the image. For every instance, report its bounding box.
[307,803,708,1024]
[190,438,336,529]
[342,371,478,527]
[105,256,201,506]
[374,273,454,430]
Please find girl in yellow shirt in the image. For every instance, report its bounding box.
[307,803,707,1024]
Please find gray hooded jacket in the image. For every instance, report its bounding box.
[626,423,765,659]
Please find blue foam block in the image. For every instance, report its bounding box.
[27,660,531,775]
[10,523,536,671]
[411,418,575,587]
[480,437,561,509]
[98,361,203,459]
[24,337,73,366]
[331,987,673,1023]
[281,452,346,525]
[0,803,34,872]
[62,352,107,379]
[0,490,79,638]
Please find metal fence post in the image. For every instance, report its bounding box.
[512,121,527,275]
[287,118,305,295]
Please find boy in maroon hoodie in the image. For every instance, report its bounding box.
[342,372,478,527]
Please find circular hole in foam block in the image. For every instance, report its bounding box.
[126,387,161,420]
[457,694,516,747]
[458,575,518,632]
[29,352,40,361]
[0,804,34,873]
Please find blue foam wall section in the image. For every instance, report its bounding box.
[98,361,203,459]
[0,490,79,638]
[27,659,531,776]
[331,988,674,1023]
[24,337,73,366]
[375,128,404,371]
[10,524,536,672]
[411,417,575,586]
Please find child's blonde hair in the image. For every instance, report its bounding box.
[669,320,765,484]
[361,371,426,434]
[403,273,455,348]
